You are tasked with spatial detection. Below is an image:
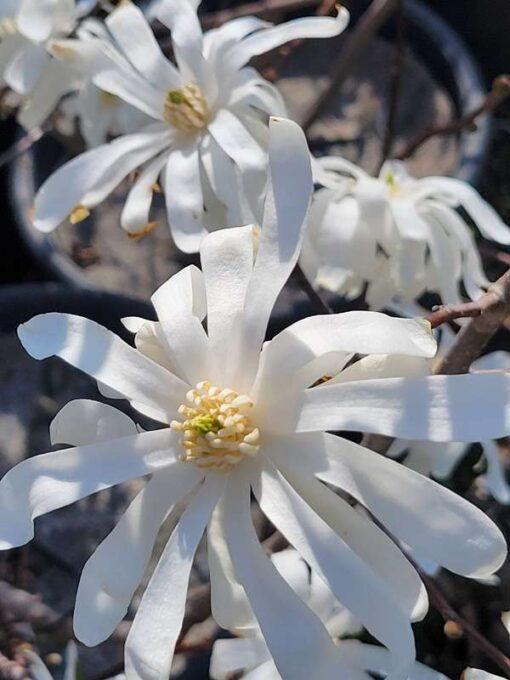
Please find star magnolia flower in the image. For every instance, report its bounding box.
[210,551,449,680]
[0,0,94,129]
[3,119,510,680]
[35,0,348,250]
[301,158,510,310]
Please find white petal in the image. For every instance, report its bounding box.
[17,0,59,42]
[0,428,179,550]
[208,499,256,631]
[254,312,435,399]
[164,143,206,253]
[389,201,428,297]
[121,153,168,235]
[50,399,138,446]
[106,1,181,89]
[280,432,507,578]
[265,453,428,622]
[295,373,510,443]
[210,638,271,680]
[252,458,415,679]
[339,641,451,680]
[200,225,254,385]
[124,474,225,680]
[4,43,49,95]
[236,117,313,392]
[330,353,430,385]
[208,108,267,218]
[225,7,349,70]
[74,462,203,646]
[151,265,210,385]
[18,313,188,422]
[34,127,171,233]
[423,177,510,245]
[464,670,505,680]
[481,440,510,505]
[223,473,370,680]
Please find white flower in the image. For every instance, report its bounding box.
[0,0,93,129]
[35,0,349,251]
[2,119,509,680]
[210,549,449,680]
[301,158,510,310]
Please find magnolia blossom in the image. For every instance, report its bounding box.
[301,158,510,310]
[34,0,348,249]
[0,0,93,129]
[210,549,449,680]
[2,120,509,680]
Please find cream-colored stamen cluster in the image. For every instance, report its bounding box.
[171,381,260,471]
[164,83,210,133]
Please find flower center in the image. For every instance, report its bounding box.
[171,381,260,471]
[164,83,210,133]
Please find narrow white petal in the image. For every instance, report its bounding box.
[50,399,138,446]
[254,312,435,398]
[424,177,510,245]
[18,313,188,422]
[164,144,206,253]
[330,354,430,385]
[252,458,415,679]
[124,474,225,680]
[74,463,203,646]
[208,500,256,630]
[200,226,254,385]
[295,373,510,443]
[223,473,371,680]
[464,670,505,680]
[17,0,59,42]
[269,454,428,621]
[278,432,507,578]
[236,117,313,392]
[210,638,271,680]
[106,2,181,89]
[121,153,168,235]
[4,43,49,95]
[226,8,349,70]
[34,127,171,233]
[151,266,210,385]
[0,429,179,550]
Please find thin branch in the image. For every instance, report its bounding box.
[0,126,45,172]
[377,0,405,171]
[395,74,510,161]
[428,268,510,374]
[301,0,401,132]
[200,0,329,29]
[292,264,334,314]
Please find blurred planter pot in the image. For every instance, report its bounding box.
[9,0,490,328]
[0,282,154,335]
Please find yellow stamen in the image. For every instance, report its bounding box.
[171,380,260,471]
[70,205,90,224]
[164,83,210,134]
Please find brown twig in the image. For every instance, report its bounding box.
[420,571,510,678]
[377,0,405,172]
[428,268,510,374]
[301,0,401,132]
[395,74,510,161]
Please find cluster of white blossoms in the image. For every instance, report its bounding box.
[33,0,348,248]
[0,0,96,129]
[1,119,510,680]
[301,157,510,310]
